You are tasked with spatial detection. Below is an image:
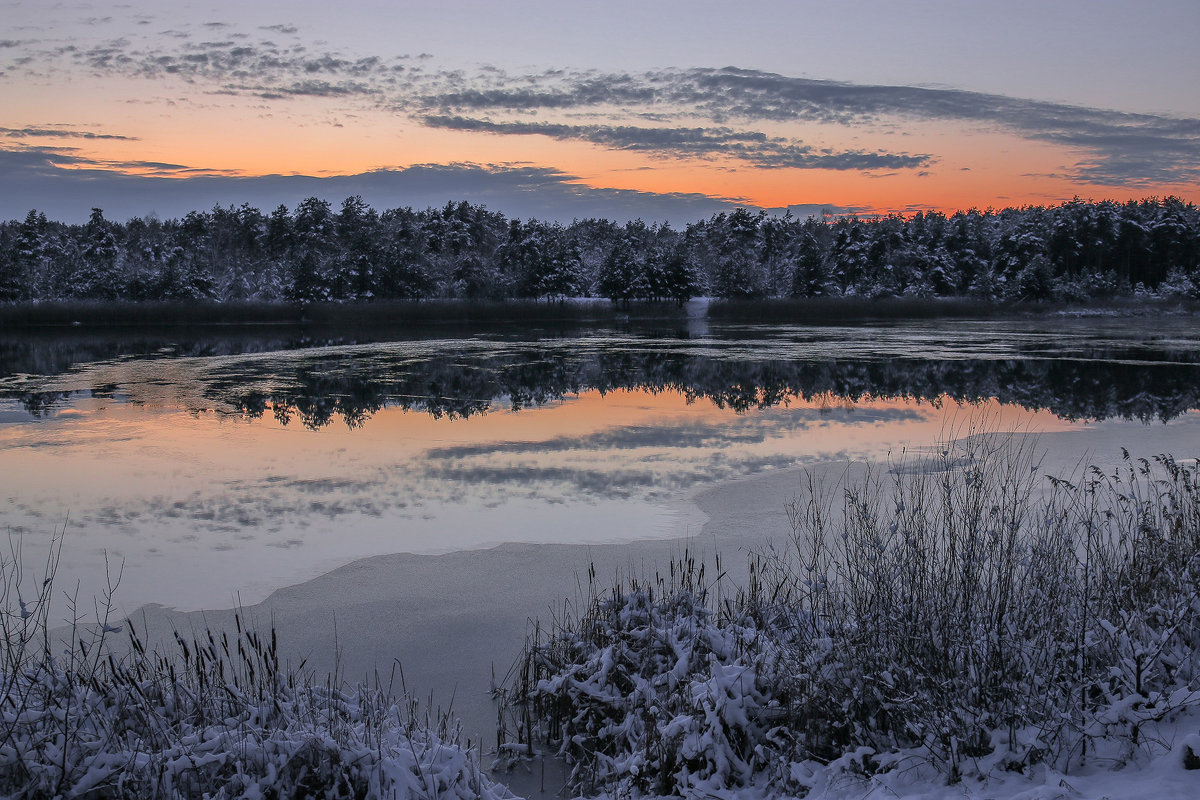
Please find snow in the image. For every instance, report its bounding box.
[493,437,1200,800]
[525,706,1200,800]
[785,725,1200,800]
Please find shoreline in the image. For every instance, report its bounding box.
[110,459,833,746]
[103,422,1200,756]
[5,295,1200,331]
[33,420,1200,799]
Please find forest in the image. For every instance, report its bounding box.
[1,196,1198,305]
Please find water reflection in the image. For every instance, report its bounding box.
[6,319,1200,426]
[3,317,1200,613]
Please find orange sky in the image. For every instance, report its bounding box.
[2,2,1197,221]
[32,106,1182,217]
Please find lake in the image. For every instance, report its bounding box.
[4,312,1200,744]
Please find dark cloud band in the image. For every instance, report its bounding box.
[421,115,930,170]
[421,67,1200,185]
[0,147,772,224]
[0,126,137,140]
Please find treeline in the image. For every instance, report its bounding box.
[0,196,1198,304]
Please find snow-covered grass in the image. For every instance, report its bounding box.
[0,297,685,329]
[503,429,1200,797]
[706,295,1200,323]
[0,536,508,799]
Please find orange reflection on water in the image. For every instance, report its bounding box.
[0,386,1090,614]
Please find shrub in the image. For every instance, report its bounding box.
[504,431,1200,794]
[0,534,508,800]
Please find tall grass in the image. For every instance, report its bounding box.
[0,298,687,329]
[0,300,303,328]
[505,430,1200,795]
[705,295,1200,323]
[707,296,1004,323]
[0,531,507,800]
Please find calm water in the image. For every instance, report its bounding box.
[4,315,1200,616]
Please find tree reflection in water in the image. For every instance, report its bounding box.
[5,331,1200,427]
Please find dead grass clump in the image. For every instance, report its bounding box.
[506,431,1200,794]
[0,533,506,800]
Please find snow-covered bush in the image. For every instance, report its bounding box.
[0,543,508,800]
[1053,269,1126,301]
[504,431,1200,795]
[1156,268,1200,299]
[511,580,787,796]
[768,437,1200,775]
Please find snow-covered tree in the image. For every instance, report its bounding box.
[789,222,830,296]
[531,233,585,300]
[713,208,766,298]
[69,208,123,299]
[287,197,336,301]
[2,195,1197,304]
[334,195,380,299]
[598,225,648,304]
[657,240,701,305]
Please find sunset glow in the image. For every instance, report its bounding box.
[2,1,1197,223]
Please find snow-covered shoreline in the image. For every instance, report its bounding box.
[497,430,1200,799]
[93,420,1200,798]
[118,419,1200,708]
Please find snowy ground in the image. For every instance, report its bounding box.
[109,421,1200,799]
[517,726,1200,800]
[740,728,1200,800]
[493,730,1200,800]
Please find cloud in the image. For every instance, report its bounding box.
[424,454,807,499]
[0,147,755,224]
[69,37,403,89]
[423,406,921,462]
[418,66,1200,185]
[4,28,1197,187]
[228,79,377,99]
[425,75,660,113]
[0,126,137,140]
[422,115,931,171]
[0,144,224,177]
[425,427,764,460]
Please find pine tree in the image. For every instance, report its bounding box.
[659,242,700,305]
[1014,253,1056,300]
[536,234,585,300]
[598,236,645,304]
[382,207,435,299]
[72,208,123,299]
[266,204,294,259]
[790,227,828,297]
[713,208,766,299]
[290,197,335,300]
[335,195,380,299]
[0,230,21,301]
[2,210,49,300]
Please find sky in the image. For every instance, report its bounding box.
[1,0,1198,223]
